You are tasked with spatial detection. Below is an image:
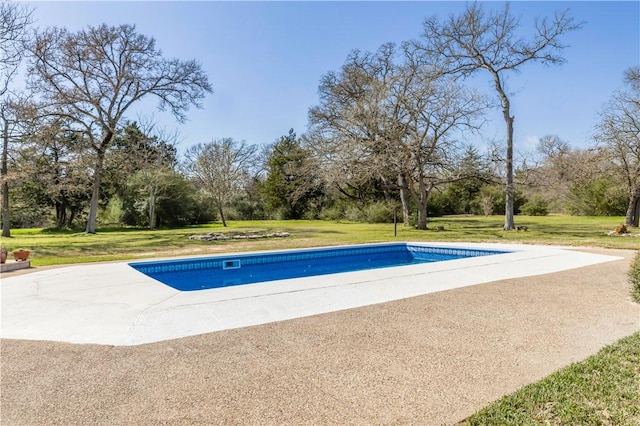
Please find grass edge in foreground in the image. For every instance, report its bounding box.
[630,251,640,303]
[460,331,640,425]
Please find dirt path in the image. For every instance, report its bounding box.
[1,249,638,425]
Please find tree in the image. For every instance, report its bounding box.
[18,115,92,227]
[0,1,33,96]
[0,98,31,235]
[106,122,178,229]
[524,135,573,212]
[307,42,486,229]
[28,23,212,233]
[1,1,33,236]
[436,145,496,215]
[262,129,322,219]
[595,67,640,227]
[185,138,258,227]
[418,2,581,229]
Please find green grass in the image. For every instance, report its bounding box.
[461,332,640,425]
[0,215,638,266]
[630,251,640,303]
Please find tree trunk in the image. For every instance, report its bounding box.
[85,151,105,234]
[416,179,429,230]
[218,203,227,227]
[398,173,411,226]
[148,184,157,230]
[503,110,515,230]
[625,186,640,227]
[55,202,67,228]
[215,195,227,227]
[68,209,76,228]
[86,131,113,234]
[1,180,9,237]
[491,71,516,231]
[1,116,10,237]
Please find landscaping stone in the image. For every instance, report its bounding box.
[188,231,290,241]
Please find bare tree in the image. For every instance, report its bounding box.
[307,44,411,222]
[307,42,487,229]
[595,67,640,227]
[524,134,573,211]
[185,138,258,227]
[0,1,33,96]
[28,24,212,233]
[418,2,582,230]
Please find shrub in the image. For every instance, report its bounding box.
[319,206,344,221]
[344,201,395,223]
[520,195,549,216]
[363,201,395,223]
[629,251,640,303]
[344,205,364,223]
[98,196,124,225]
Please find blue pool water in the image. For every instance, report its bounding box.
[130,243,507,291]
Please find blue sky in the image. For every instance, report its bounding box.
[26,1,640,154]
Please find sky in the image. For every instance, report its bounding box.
[24,1,640,155]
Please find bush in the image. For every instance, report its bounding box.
[344,205,363,222]
[319,206,344,221]
[520,195,549,216]
[629,251,640,303]
[363,201,395,223]
[7,203,52,228]
[98,196,124,225]
[344,201,396,223]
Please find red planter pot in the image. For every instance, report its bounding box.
[13,250,30,261]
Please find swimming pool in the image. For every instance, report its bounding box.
[130,243,508,291]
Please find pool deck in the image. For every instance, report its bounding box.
[1,243,639,425]
[0,242,631,346]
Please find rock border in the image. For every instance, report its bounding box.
[189,231,290,241]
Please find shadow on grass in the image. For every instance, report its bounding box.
[40,226,150,234]
[298,228,346,235]
[39,227,79,235]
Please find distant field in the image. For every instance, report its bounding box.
[1,215,638,266]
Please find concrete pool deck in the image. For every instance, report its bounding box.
[0,242,631,346]
[1,245,638,425]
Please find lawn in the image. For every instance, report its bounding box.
[1,215,638,266]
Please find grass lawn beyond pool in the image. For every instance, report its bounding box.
[1,215,638,266]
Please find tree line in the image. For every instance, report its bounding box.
[1,1,638,236]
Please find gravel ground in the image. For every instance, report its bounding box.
[1,248,639,425]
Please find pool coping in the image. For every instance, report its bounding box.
[0,242,622,346]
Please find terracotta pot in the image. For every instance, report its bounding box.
[0,251,6,264]
[13,249,30,262]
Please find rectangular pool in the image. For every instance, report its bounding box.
[130,243,508,291]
